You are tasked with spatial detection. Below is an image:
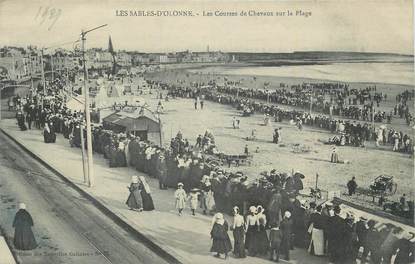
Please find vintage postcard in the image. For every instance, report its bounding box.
[0,0,413,264]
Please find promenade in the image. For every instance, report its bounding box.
[0,118,327,264]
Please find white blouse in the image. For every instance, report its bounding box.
[233,214,244,229]
[246,214,257,226]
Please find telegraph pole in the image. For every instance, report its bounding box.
[81,30,94,187]
[0,83,2,121]
[51,54,54,81]
[40,49,46,95]
[81,24,108,187]
[29,54,34,90]
[158,115,163,147]
[80,122,88,183]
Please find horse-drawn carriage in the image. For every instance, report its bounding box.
[369,175,398,196]
[353,175,398,204]
[224,154,253,167]
[204,152,253,168]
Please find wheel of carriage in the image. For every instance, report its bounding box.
[386,182,398,195]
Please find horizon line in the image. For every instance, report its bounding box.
[1,45,413,57]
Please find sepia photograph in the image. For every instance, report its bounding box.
[0,0,414,263]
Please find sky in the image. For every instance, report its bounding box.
[0,0,413,54]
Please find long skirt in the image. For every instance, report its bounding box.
[233,226,246,258]
[255,226,270,255]
[331,152,339,163]
[175,196,186,210]
[126,191,142,209]
[308,228,325,256]
[14,226,37,250]
[245,225,257,255]
[115,151,127,167]
[211,237,232,254]
[140,191,155,211]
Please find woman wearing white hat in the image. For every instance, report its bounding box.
[279,211,293,261]
[174,182,187,216]
[210,213,232,259]
[125,176,143,212]
[231,206,246,258]
[139,176,155,211]
[245,205,258,256]
[13,203,37,250]
[255,205,269,256]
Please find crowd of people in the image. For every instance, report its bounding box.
[208,192,415,263]
[67,123,415,263]
[10,73,415,263]
[12,78,89,147]
[145,78,413,154]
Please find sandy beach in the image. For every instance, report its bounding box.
[139,66,414,205]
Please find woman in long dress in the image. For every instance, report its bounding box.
[43,122,51,143]
[16,111,27,131]
[330,147,339,163]
[116,141,127,167]
[232,206,246,258]
[13,203,37,250]
[255,205,270,255]
[210,213,232,259]
[175,182,187,215]
[245,206,258,256]
[200,176,216,215]
[139,176,155,211]
[188,188,199,216]
[49,121,56,143]
[308,206,325,256]
[126,176,143,211]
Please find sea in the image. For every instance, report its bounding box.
[189,62,414,86]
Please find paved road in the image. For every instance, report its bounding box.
[0,131,169,264]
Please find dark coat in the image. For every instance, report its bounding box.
[309,212,325,230]
[269,228,283,249]
[327,215,347,259]
[355,220,368,246]
[394,238,411,264]
[126,182,142,209]
[156,158,168,184]
[140,185,155,211]
[267,193,282,225]
[210,221,232,254]
[13,209,37,250]
[280,218,293,252]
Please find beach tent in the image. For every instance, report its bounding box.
[103,109,162,145]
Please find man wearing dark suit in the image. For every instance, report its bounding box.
[327,205,346,263]
[355,216,369,262]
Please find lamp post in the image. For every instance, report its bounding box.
[81,24,108,187]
